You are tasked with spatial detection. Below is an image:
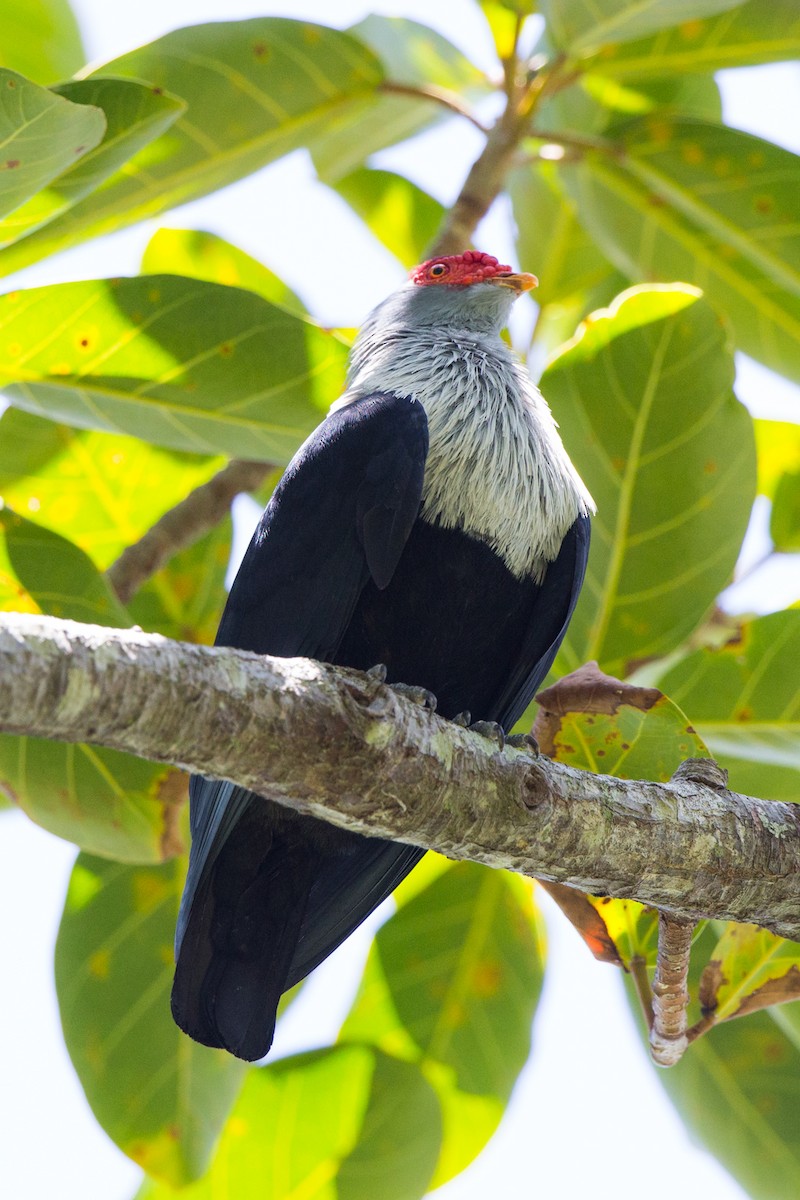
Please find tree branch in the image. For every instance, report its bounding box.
[106,459,273,605]
[2,612,799,938]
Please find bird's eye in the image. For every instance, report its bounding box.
[429,263,448,278]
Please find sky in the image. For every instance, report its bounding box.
[1,3,799,1199]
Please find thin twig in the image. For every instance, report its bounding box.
[106,459,273,605]
[378,80,489,133]
[649,914,695,1068]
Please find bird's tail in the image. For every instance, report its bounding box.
[171,798,320,1062]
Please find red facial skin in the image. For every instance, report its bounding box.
[410,251,537,292]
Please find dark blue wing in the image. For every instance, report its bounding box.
[492,514,590,731]
[173,393,429,1060]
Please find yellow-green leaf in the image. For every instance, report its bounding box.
[754,418,800,499]
[770,470,800,551]
[0,0,85,85]
[542,285,756,676]
[55,853,245,1186]
[0,78,184,249]
[332,168,444,268]
[701,925,800,1022]
[0,69,105,222]
[0,275,348,462]
[341,861,543,1187]
[589,0,800,78]
[128,518,231,646]
[0,19,384,276]
[562,119,800,383]
[0,409,222,569]
[656,610,800,802]
[141,228,305,316]
[0,503,128,625]
[541,0,744,55]
[138,1046,441,1200]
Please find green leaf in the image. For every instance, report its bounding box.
[0,275,348,461]
[142,228,306,316]
[754,418,800,499]
[0,730,186,861]
[656,610,800,803]
[0,504,186,861]
[626,926,800,1200]
[542,0,746,55]
[510,161,624,308]
[701,925,800,1022]
[0,19,384,276]
[332,168,444,268]
[0,409,222,568]
[55,853,245,1186]
[770,469,800,551]
[0,0,85,85]
[562,118,800,383]
[341,862,544,1187]
[128,518,232,645]
[0,69,105,222]
[588,0,800,78]
[139,1046,441,1200]
[0,78,184,250]
[0,503,129,624]
[312,17,488,183]
[541,285,756,676]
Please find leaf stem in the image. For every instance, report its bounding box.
[378,80,489,133]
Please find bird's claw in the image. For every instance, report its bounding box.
[391,682,438,713]
[469,720,505,748]
[365,662,388,683]
[451,710,471,727]
[506,732,540,755]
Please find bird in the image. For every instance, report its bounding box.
[171,249,594,1061]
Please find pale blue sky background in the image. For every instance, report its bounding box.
[1,3,799,1199]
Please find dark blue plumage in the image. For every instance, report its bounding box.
[171,253,592,1061]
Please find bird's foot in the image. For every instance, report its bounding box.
[451,710,471,728]
[365,663,388,683]
[469,720,505,749]
[506,732,540,755]
[391,682,438,713]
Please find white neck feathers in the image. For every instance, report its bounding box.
[343,324,594,581]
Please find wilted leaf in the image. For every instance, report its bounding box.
[542,285,756,676]
[770,470,800,551]
[656,610,800,802]
[138,1046,441,1200]
[55,853,245,1186]
[0,0,85,85]
[0,69,104,222]
[141,228,306,316]
[0,20,385,275]
[540,0,744,55]
[589,0,800,78]
[341,861,543,1187]
[0,275,348,461]
[700,925,800,1022]
[0,409,221,568]
[0,78,183,249]
[562,119,800,383]
[333,168,444,267]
